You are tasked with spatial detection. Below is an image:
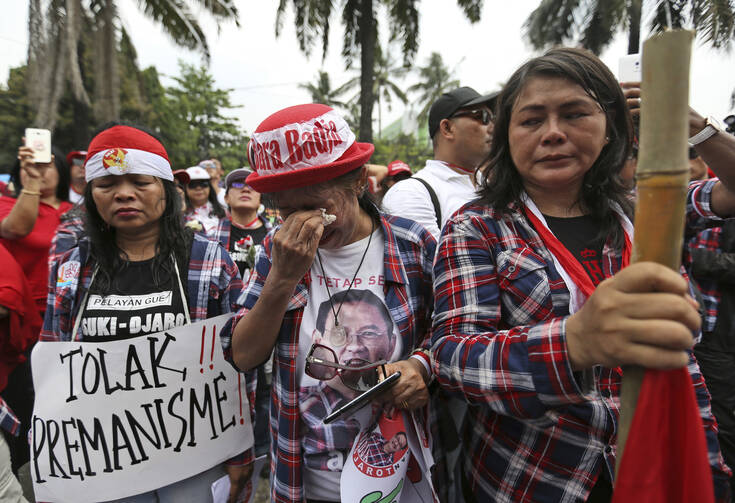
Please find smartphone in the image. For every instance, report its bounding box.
[323,371,401,424]
[25,128,52,163]
[618,54,641,82]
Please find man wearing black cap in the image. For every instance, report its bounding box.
[382,86,497,239]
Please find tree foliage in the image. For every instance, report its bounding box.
[276,0,483,142]
[407,52,460,123]
[26,0,240,131]
[524,0,735,56]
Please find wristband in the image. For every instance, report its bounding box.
[21,189,41,196]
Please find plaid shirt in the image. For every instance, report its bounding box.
[212,214,276,250]
[431,179,731,503]
[48,205,85,268]
[356,431,394,468]
[40,232,255,465]
[0,398,20,436]
[222,212,436,502]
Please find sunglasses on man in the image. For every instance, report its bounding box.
[305,343,387,392]
[188,180,210,189]
[450,108,494,125]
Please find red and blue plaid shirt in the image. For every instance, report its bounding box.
[0,398,20,436]
[40,232,255,466]
[431,179,731,503]
[357,430,394,468]
[222,212,435,502]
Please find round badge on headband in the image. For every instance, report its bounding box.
[84,125,172,182]
[246,104,374,193]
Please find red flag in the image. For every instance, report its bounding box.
[612,368,714,503]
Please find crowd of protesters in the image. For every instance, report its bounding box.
[2,46,735,503]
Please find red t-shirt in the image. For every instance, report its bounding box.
[0,196,73,313]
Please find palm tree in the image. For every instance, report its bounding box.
[336,45,409,136]
[299,71,348,108]
[27,0,240,130]
[276,0,483,142]
[407,52,460,124]
[524,0,735,56]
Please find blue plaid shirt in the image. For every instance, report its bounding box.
[431,179,731,503]
[212,214,275,251]
[222,212,435,503]
[40,232,255,465]
[0,398,20,436]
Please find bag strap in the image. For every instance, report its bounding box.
[412,177,442,230]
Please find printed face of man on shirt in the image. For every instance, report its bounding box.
[314,296,395,398]
[383,432,407,454]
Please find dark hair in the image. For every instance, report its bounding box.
[185,181,226,218]
[479,47,633,249]
[84,179,189,291]
[315,289,394,336]
[10,145,70,201]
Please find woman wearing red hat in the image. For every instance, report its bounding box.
[225,104,436,502]
[41,123,253,503]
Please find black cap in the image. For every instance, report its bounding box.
[428,87,499,139]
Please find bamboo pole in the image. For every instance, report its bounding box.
[615,29,694,476]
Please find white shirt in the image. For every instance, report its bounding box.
[381,159,478,239]
[298,229,402,500]
[68,187,84,205]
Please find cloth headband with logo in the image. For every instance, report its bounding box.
[84,125,172,182]
[249,109,355,176]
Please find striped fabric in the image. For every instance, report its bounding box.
[430,179,731,503]
[0,398,20,436]
[212,214,275,250]
[222,211,436,502]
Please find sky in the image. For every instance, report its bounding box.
[1,1,734,134]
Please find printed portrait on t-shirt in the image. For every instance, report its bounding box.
[299,288,402,473]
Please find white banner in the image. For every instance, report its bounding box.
[30,314,253,503]
[340,409,438,503]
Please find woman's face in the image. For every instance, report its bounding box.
[91,174,166,233]
[20,156,59,197]
[274,180,363,250]
[508,76,608,195]
[186,179,210,208]
[225,181,261,213]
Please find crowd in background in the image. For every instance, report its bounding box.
[1,46,735,503]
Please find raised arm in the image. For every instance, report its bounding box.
[229,209,324,370]
[0,146,44,239]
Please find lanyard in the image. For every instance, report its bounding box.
[71,254,191,339]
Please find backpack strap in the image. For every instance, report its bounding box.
[412,177,442,230]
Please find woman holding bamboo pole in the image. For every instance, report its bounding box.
[430,47,732,503]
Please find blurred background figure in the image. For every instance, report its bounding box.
[199,158,227,207]
[65,150,87,205]
[380,160,412,195]
[215,168,272,281]
[0,141,71,475]
[184,165,225,236]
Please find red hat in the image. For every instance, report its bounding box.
[387,160,411,177]
[85,125,171,182]
[246,104,374,193]
[66,150,87,166]
[172,169,190,184]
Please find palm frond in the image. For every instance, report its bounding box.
[524,0,583,50]
[137,0,211,59]
[580,0,627,54]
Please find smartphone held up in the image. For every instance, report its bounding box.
[24,128,52,164]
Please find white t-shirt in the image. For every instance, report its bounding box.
[298,228,402,500]
[381,159,478,239]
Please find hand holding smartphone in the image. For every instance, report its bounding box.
[24,128,52,164]
[323,371,401,424]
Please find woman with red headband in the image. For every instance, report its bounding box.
[224,104,436,502]
[41,123,253,503]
